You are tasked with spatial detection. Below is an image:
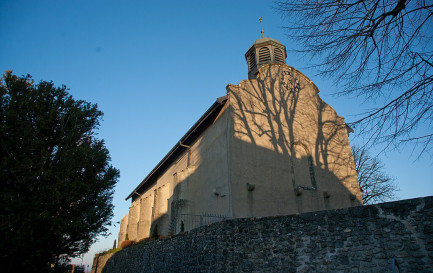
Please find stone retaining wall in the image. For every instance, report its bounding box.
[91,252,114,273]
[93,197,433,272]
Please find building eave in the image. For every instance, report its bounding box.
[125,95,228,201]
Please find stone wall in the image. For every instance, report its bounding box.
[94,196,433,272]
[91,252,115,273]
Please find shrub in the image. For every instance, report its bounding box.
[120,240,135,249]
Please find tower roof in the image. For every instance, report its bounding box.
[245,36,287,79]
[252,37,284,45]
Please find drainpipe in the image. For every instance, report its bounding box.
[179,141,191,167]
[133,190,141,200]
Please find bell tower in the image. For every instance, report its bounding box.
[245,17,287,79]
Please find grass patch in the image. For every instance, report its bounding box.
[98,247,122,256]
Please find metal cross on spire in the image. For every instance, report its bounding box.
[259,16,265,38]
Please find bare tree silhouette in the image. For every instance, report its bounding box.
[352,145,398,204]
[275,0,433,156]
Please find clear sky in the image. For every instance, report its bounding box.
[1,0,432,268]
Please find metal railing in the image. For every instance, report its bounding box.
[171,213,230,234]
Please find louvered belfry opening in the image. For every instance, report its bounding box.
[258,47,271,63]
[245,37,287,79]
[274,48,284,63]
[249,53,256,71]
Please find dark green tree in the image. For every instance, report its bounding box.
[0,71,119,272]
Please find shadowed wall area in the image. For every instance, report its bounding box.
[93,196,433,273]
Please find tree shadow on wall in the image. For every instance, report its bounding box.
[228,65,361,214]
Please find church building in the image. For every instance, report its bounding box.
[118,33,362,245]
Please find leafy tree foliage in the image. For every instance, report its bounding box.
[352,145,398,204]
[0,71,119,272]
[276,0,433,155]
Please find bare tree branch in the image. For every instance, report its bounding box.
[352,145,398,204]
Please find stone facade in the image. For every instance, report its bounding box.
[118,37,362,245]
[95,196,433,273]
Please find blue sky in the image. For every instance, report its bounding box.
[1,0,432,268]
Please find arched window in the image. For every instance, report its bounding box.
[292,143,316,189]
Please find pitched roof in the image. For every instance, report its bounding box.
[126,95,228,200]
